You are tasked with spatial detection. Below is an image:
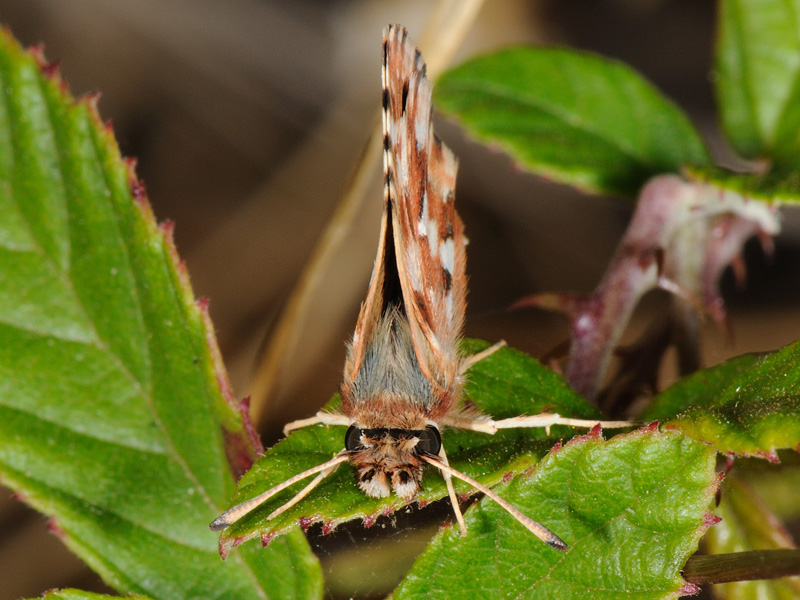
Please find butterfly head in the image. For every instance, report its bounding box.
[344,425,441,501]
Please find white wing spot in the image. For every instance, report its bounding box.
[417,191,429,237]
[440,238,455,275]
[427,219,438,257]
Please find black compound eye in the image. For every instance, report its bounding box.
[416,426,441,455]
[345,426,364,451]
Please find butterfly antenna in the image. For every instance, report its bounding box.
[420,454,567,551]
[266,458,344,521]
[210,450,350,531]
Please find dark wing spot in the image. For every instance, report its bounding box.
[383,133,391,151]
[414,48,427,78]
[382,87,390,111]
[442,220,454,240]
[396,470,411,485]
[442,267,452,291]
[360,469,376,483]
[401,80,409,114]
[413,290,431,322]
[417,195,425,224]
[417,170,426,206]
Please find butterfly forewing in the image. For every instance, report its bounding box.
[380,26,466,401]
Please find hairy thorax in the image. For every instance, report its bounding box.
[340,311,448,500]
[344,391,440,500]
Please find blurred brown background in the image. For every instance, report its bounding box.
[1,1,799,598]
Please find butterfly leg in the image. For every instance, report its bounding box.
[492,414,634,435]
[440,413,634,436]
[438,415,497,434]
[459,340,507,374]
[437,444,468,537]
[283,411,352,436]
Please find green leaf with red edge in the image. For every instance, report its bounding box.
[434,46,709,197]
[686,164,800,204]
[0,28,321,599]
[393,428,718,599]
[702,475,800,598]
[715,0,800,169]
[217,340,609,554]
[641,341,800,460]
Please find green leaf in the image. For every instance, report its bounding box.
[30,591,152,600]
[393,428,717,599]
[434,46,709,197]
[702,476,800,598]
[641,342,800,459]
[218,341,606,552]
[715,0,800,167]
[0,29,321,599]
[686,164,800,204]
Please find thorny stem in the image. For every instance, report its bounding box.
[683,550,800,585]
[517,174,779,407]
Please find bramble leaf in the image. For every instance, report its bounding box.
[715,0,800,168]
[435,46,709,196]
[0,28,321,600]
[394,428,718,599]
[28,591,152,600]
[641,341,800,460]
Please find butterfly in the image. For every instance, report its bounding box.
[211,25,629,550]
